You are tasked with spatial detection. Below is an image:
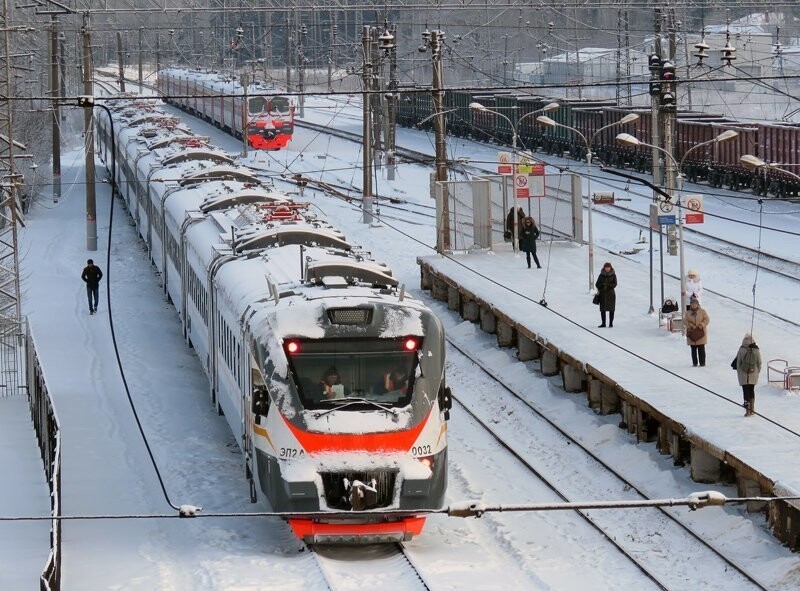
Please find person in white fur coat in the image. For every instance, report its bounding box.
[685,269,703,310]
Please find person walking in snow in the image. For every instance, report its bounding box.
[505,206,525,242]
[685,269,703,310]
[519,216,542,269]
[81,258,103,315]
[595,262,617,328]
[734,333,762,417]
[685,296,710,366]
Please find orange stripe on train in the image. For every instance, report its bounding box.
[281,410,431,453]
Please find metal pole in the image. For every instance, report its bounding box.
[431,30,449,250]
[138,27,143,89]
[677,175,687,314]
[82,13,97,251]
[116,31,125,92]
[241,74,249,157]
[285,13,291,90]
[298,24,305,117]
[361,25,373,224]
[651,8,663,314]
[50,15,61,203]
[511,131,519,252]
[587,149,594,292]
[386,24,397,181]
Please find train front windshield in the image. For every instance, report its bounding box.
[248,97,268,115]
[269,96,291,115]
[285,338,419,410]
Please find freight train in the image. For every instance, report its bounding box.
[398,88,800,200]
[95,94,451,544]
[158,68,295,150]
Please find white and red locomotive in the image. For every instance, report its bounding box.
[95,94,450,543]
[158,67,295,150]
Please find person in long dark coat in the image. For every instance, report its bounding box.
[595,261,617,328]
[518,216,541,269]
[505,206,525,242]
[734,333,762,416]
[685,296,710,366]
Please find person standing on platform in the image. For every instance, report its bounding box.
[733,333,762,417]
[519,216,541,269]
[685,269,703,310]
[595,262,617,328]
[685,296,710,366]
[505,206,525,242]
[81,258,103,315]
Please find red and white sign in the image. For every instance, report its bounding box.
[684,194,704,224]
[498,151,513,174]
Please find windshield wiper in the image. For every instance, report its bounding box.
[315,397,398,417]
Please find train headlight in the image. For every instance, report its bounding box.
[418,456,434,470]
[286,341,300,354]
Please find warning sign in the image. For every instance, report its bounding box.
[514,173,530,198]
[684,194,704,224]
[513,171,545,199]
[498,152,513,174]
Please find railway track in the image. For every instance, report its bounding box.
[312,543,431,591]
[444,331,772,590]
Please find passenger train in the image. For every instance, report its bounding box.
[95,94,450,543]
[158,68,295,150]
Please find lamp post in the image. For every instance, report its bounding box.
[740,154,800,183]
[468,101,559,252]
[536,113,640,292]
[616,130,739,316]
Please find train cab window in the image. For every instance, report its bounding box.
[248,97,268,115]
[269,96,291,115]
[285,338,419,411]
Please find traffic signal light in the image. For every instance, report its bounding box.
[661,60,676,82]
[648,54,662,96]
[648,54,662,74]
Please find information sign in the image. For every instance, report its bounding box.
[658,215,676,225]
[684,194,704,224]
[498,152,513,174]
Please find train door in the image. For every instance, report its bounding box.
[245,356,269,503]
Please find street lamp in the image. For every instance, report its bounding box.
[468,101,559,251]
[536,113,640,292]
[739,154,800,182]
[616,130,739,315]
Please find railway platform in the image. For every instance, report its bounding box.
[418,240,800,549]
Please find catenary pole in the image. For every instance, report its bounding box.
[361,25,373,224]
[50,15,61,203]
[82,12,97,251]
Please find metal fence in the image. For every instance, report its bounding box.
[23,320,61,591]
[435,172,582,252]
[0,318,25,398]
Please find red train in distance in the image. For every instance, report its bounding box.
[158,67,295,151]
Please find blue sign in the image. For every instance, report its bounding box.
[658,215,676,226]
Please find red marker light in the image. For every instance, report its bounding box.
[404,338,418,351]
[419,456,434,469]
[286,341,299,354]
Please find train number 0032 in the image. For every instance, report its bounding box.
[412,445,432,456]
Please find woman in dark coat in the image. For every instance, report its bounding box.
[505,206,525,242]
[595,262,617,327]
[685,297,710,367]
[518,216,541,268]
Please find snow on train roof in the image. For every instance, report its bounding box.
[200,190,288,213]
[159,67,290,96]
[178,166,260,187]
[232,224,350,253]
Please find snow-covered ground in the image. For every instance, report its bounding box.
[3,88,800,589]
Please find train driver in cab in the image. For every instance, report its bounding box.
[319,366,348,400]
[374,367,409,395]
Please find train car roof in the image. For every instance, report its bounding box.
[233,225,351,253]
[178,166,261,187]
[200,190,288,213]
